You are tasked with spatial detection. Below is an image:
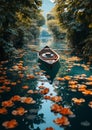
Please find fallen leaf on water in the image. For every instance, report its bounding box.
[60,107,73,115]
[72,98,85,105]
[64,76,71,80]
[11,95,21,102]
[68,80,78,85]
[26,74,35,79]
[53,116,70,126]
[21,97,36,104]
[86,76,92,81]
[0,107,7,115]
[40,88,49,95]
[51,96,62,102]
[22,85,29,89]
[2,100,14,107]
[45,127,54,130]
[12,107,27,116]
[27,90,34,94]
[85,82,92,85]
[82,89,92,95]
[56,77,65,81]
[88,101,92,108]
[2,119,18,129]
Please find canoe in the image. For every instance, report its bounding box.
[38,46,59,65]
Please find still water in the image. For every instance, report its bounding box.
[0,33,92,130]
[1,0,92,129]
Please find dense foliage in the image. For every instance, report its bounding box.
[0,0,45,59]
[48,0,92,59]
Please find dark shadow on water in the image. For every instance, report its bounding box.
[38,59,60,83]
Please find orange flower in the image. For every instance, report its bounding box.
[38,86,45,89]
[68,80,78,85]
[78,84,87,92]
[72,98,85,105]
[85,82,92,85]
[56,77,65,81]
[53,116,70,126]
[86,76,92,81]
[51,104,63,113]
[82,89,92,95]
[88,101,92,108]
[26,74,35,79]
[27,90,34,94]
[22,85,29,89]
[60,107,73,115]
[40,88,49,95]
[51,96,62,102]
[2,100,14,107]
[64,76,71,80]
[69,84,78,89]
[12,107,27,116]
[0,107,7,114]
[21,97,36,104]
[19,73,24,78]
[44,95,51,100]
[11,82,16,86]
[2,119,18,129]
[11,95,21,102]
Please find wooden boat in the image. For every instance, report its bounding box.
[38,46,59,65]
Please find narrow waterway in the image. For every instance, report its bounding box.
[0,1,92,130]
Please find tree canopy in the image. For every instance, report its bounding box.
[0,0,45,59]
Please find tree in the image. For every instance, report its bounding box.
[0,0,45,59]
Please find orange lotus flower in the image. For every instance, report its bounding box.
[0,107,7,115]
[51,96,62,102]
[45,127,54,130]
[12,107,27,116]
[53,116,70,126]
[72,98,85,105]
[2,119,18,129]
[40,88,49,95]
[2,100,14,107]
[11,95,21,102]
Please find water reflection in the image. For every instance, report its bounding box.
[38,59,60,83]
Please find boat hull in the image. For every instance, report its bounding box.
[38,46,59,65]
